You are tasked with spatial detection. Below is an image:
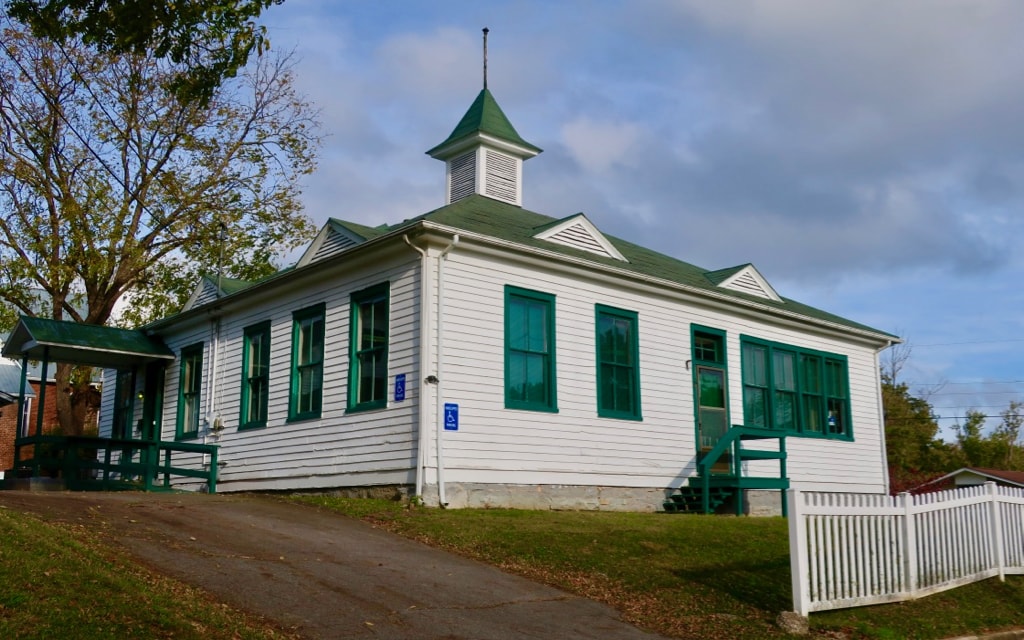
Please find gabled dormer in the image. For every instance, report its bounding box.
[427,89,541,206]
[704,264,782,302]
[182,275,254,311]
[295,218,386,267]
[533,213,627,262]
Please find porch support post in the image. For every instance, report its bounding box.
[34,347,49,437]
[14,355,29,469]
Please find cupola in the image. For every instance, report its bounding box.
[426,29,541,206]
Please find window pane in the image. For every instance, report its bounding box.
[743,344,768,386]
[826,359,845,397]
[827,398,847,434]
[774,391,796,431]
[801,354,821,392]
[744,387,767,428]
[525,352,547,402]
[803,397,823,433]
[526,301,547,352]
[773,350,796,391]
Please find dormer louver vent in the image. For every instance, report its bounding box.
[192,279,221,308]
[534,213,628,262]
[709,264,781,302]
[312,228,360,262]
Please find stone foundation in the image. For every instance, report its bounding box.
[744,489,784,516]
[424,483,672,511]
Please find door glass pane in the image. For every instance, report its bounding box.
[699,369,725,408]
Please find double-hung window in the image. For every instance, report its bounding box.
[240,321,271,430]
[348,283,390,412]
[176,344,203,439]
[505,286,557,411]
[741,336,851,438]
[290,304,325,421]
[595,305,641,420]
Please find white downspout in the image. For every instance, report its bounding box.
[435,234,460,507]
[204,317,222,468]
[875,340,894,493]
[403,235,432,499]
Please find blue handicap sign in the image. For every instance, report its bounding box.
[444,403,459,431]
[394,374,406,402]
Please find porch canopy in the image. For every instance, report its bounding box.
[2,316,174,369]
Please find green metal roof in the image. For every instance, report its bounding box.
[1,316,174,369]
[161,195,894,342]
[379,195,894,339]
[426,89,541,157]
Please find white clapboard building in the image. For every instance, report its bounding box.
[97,86,897,513]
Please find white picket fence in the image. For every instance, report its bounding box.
[787,482,1024,616]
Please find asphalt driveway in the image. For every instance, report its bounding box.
[0,491,669,639]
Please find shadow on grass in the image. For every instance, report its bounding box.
[673,553,793,613]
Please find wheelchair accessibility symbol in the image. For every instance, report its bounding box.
[444,403,459,431]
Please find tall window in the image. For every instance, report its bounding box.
[348,283,390,412]
[290,304,325,421]
[741,337,851,438]
[240,321,271,430]
[505,286,557,411]
[176,344,203,439]
[113,369,135,439]
[595,305,641,420]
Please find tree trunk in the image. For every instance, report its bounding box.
[54,363,95,437]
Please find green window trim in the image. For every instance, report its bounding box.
[289,303,326,422]
[595,304,641,420]
[239,320,271,431]
[176,343,203,440]
[740,335,853,440]
[691,325,727,366]
[348,282,390,413]
[504,285,558,412]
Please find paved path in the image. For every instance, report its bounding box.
[0,491,669,639]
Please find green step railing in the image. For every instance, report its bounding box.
[694,426,788,516]
[10,435,219,493]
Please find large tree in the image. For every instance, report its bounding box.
[5,0,282,104]
[0,20,318,434]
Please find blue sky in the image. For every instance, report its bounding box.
[263,0,1024,440]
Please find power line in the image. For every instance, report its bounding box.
[915,338,1024,347]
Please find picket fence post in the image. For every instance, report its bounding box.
[901,492,917,595]
[987,482,1006,581]
[787,488,811,616]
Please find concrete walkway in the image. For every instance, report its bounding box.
[0,491,669,639]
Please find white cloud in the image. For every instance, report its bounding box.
[560,117,643,175]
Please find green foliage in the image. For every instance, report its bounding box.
[6,0,283,105]
[0,20,318,329]
[881,373,946,472]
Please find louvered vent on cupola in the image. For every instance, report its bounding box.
[534,214,628,262]
[710,264,781,302]
[448,150,477,203]
[483,149,518,204]
[311,228,360,262]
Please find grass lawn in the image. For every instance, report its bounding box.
[292,495,1024,640]
[0,506,295,640]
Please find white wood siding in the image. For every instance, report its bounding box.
[155,253,422,491]
[433,247,886,495]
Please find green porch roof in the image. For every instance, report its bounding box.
[426,89,541,157]
[2,316,174,369]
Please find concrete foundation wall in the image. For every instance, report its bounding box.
[422,483,673,512]
[744,489,784,517]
